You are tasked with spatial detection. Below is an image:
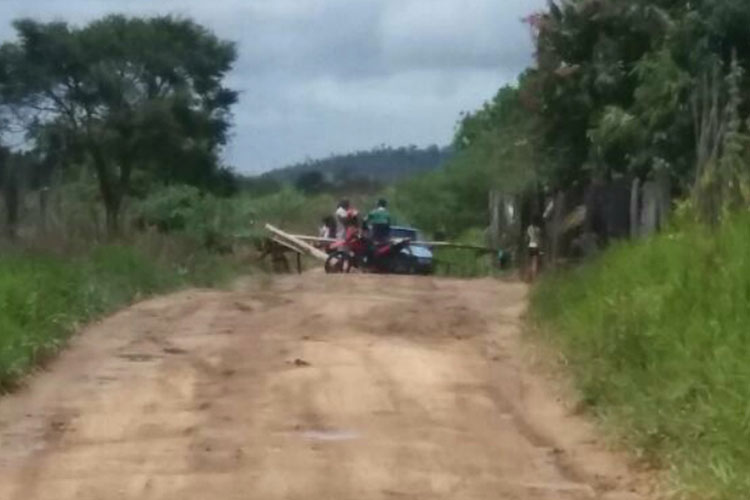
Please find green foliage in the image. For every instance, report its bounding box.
[294,170,329,195]
[135,185,207,232]
[397,0,750,244]
[433,228,496,278]
[134,184,254,252]
[237,175,281,197]
[518,0,750,193]
[263,144,452,188]
[528,1,675,184]
[0,245,233,391]
[531,214,750,499]
[132,183,368,250]
[238,186,339,235]
[395,86,536,238]
[0,15,239,232]
[454,86,525,150]
[693,53,750,225]
[132,184,374,253]
[394,169,460,236]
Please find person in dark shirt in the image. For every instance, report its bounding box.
[365,199,392,243]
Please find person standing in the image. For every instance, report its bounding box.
[527,218,542,282]
[319,216,335,239]
[317,216,336,250]
[335,199,350,240]
[365,199,392,243]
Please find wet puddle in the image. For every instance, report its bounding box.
[118,353,159,362]
[300,429,361,442]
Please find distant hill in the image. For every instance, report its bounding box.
[262,145,453,185]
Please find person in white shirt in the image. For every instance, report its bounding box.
[527,218,542,282]
[318,215,336,245]
[334,200,350,240]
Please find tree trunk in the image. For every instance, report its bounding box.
[692,61,726,225]
[90,142,123,238]
[488,190,502,251]
[2,160,19,240]
[5,183,18,240]
[630,178,640,238]
[39,187,49,234]
[640,181,659,237]
[655,170,672,231]
[548,191,565,269]
[105,201,121,237]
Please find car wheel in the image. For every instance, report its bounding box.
[394,254,416,275]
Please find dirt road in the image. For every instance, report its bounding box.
[0,274,649,500]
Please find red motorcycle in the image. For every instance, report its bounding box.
[325,230,414,274]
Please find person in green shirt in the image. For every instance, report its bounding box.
[366,199,392,242]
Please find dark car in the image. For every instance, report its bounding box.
[389,226,434,275]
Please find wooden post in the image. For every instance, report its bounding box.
[549,191,565,268]
[296,253,302,274]
[4,166,19,240]
[640,181,658,237]
[488,190,502,250]
[630,178,640,239]
[39,187,49,234]
[656,170,671,231]
[488,190,502,269]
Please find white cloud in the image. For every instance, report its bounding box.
[381,0,534,70]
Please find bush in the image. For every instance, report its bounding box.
[133,185,254,252]
[134,184,359,250]
[135,185,206,232]
[531,215,750,499]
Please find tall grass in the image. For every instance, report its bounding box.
[531,215,750,499]
[433,228,504,277]
[0,244,239,391]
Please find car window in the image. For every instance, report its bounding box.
[390,228,417,240]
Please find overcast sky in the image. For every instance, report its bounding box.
[0,0,545,174]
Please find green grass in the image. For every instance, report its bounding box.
[433,227,505,277]
[434,247,494,277]
[0,245,236,391]
[530,215,750,499]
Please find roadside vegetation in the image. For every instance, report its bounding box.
[427,228,498,278]
[394,85,535,240]
[531,215,750,499]
[388,1,750,498]
[4,3,750,495]
[0,16,253,390]
[0,243,240,392]
[0,178,361,390]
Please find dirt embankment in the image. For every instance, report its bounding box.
[0,274,653,499]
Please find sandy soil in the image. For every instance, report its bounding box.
[0,274,653,499]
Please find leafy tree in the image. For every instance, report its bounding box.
[396,86,537,237]
[238,175,283,197]
[393,0,750,244]
[525,1,674,186]
[2,15,238,234]
[295,170,327,195]
[400,0,750,235]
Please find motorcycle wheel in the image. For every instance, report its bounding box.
[325,252,350,274]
